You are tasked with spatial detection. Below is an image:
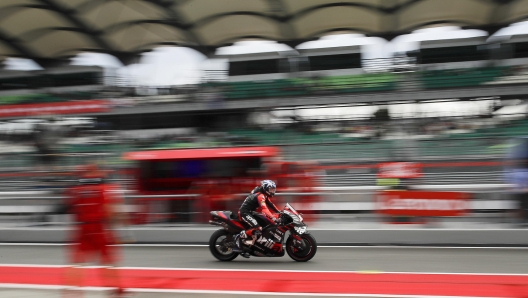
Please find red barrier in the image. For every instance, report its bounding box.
[0,100,110,117]
[376,190,470,217]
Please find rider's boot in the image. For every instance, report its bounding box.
[242,228,262,246]
[232,228,261,255]
[232,230,248,253]
[232,233,250,258]
[232,234,244,253]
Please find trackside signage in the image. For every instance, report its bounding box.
[0,100,110,117]
[376,190,470,216]
[377,162,422,179]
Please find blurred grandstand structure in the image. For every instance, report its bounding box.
[1,0,528,227]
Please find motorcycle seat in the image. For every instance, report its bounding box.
[228,211,239,220]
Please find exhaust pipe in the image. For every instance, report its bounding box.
[209,220,223,226]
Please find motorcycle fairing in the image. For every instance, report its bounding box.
[248,225,286,257]
[246,206,307,256]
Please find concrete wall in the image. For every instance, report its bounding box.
[2,227,528,246]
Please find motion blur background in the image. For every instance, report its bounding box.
[1,0,528,231]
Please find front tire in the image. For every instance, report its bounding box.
[286,234,317,262]
[209,229,238,261]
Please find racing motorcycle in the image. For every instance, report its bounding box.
[209,203,317,262]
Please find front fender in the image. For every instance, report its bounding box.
[288,234,307,250]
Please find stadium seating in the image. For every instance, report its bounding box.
[226,119,528,160]
[311,73,397,93]
[1,119,526,173]
[485,66,528,85]
[217,72,398,100]
[211,67,512,100]
[420,67,511,89]
[0,95,27,105]
[221,79,306,100]
[0,66,513,106]
[0,92,97,106]
[0,94,48,105]
[227,129,345,145]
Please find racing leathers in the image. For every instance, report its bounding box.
[236,187,280,249]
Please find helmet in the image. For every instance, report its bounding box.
[260,180,276,197]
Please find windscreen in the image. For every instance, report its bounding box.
[285,203,304,224]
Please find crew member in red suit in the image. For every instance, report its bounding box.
[232,180,280,257]
[64,164,126,297]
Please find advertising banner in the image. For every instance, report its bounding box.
[0,100,110,117]
[376,190,470,216]
[377,162,423,179]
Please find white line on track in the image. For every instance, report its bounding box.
[0,264,526,276]
[1,243,528,250]
[0,284,507,298]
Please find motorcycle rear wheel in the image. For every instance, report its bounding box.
[209,229,239,261]
[286,234,317,262]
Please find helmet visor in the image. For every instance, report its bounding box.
[268,186,276,196]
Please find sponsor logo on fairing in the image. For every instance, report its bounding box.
[257,236,274,249]
[271,233,281,241]
[245,215,258,226]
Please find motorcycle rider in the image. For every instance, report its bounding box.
[232,180,280,255]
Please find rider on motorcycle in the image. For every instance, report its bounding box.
[232,180,280,254]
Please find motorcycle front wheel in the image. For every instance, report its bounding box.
[286,234,317,262]
[209,229,239,261]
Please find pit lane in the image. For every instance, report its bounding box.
[0,244,526,274]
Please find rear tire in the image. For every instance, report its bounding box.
[286,234,317,262]
[209,229,239,261]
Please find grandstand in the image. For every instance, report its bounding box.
[3,8,528,295]
[1,34,528,124]
[0,1,526,195]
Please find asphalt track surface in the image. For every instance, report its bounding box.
[0,244,526,274]
[0,244,527,297]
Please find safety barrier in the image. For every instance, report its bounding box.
[0,184,517,226]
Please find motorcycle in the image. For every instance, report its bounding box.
[209,203,317,262]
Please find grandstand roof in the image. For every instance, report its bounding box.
[0,0,526,67]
